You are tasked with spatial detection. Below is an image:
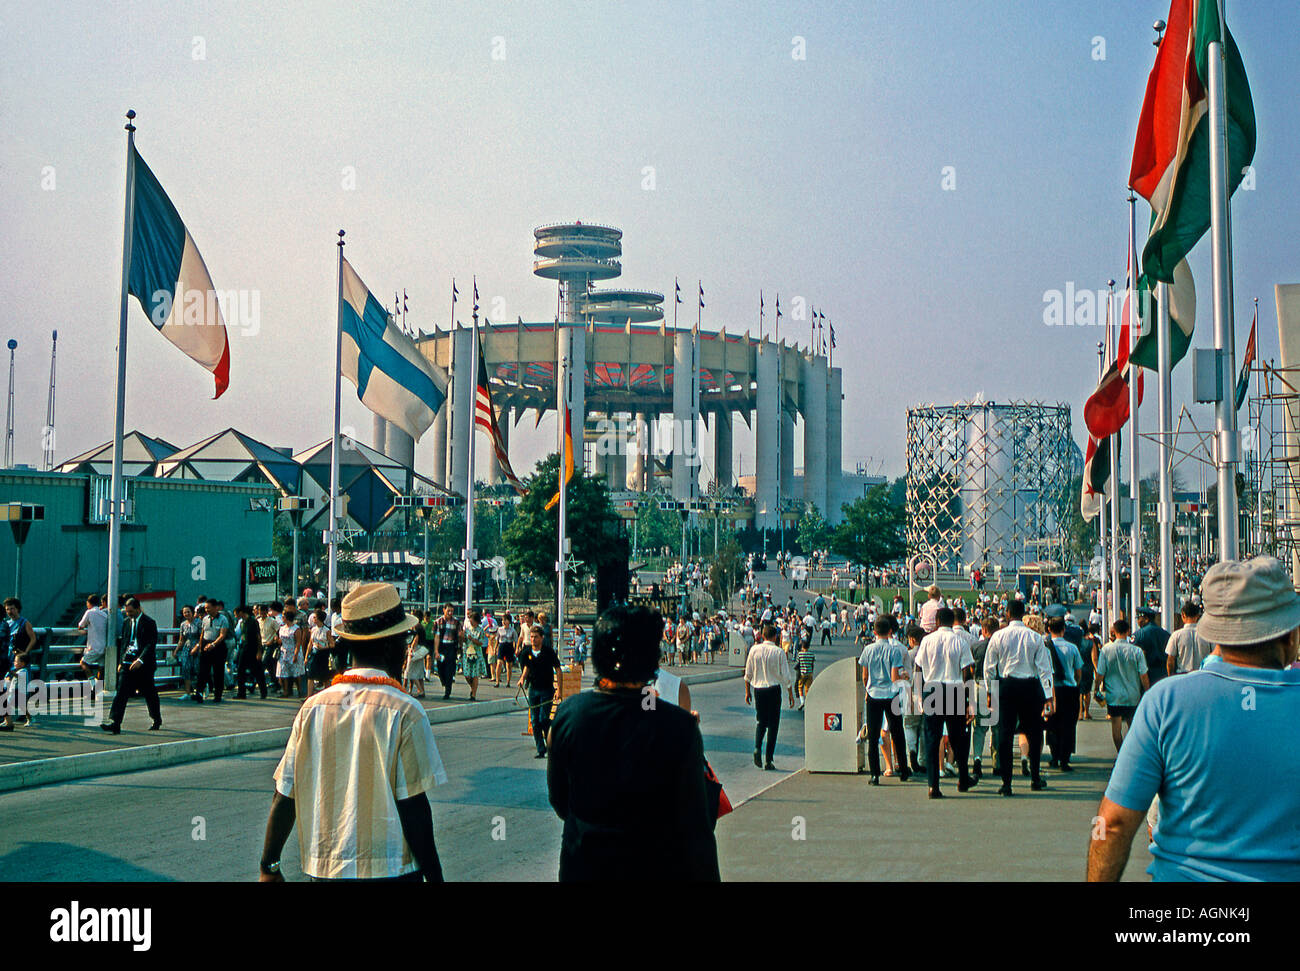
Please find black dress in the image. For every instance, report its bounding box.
[547,688,720,882]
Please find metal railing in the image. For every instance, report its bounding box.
[26,626,185,688]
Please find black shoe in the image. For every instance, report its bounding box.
[1048,758,1059,768]
[192,693,204,704]
[260,691,268,699]
[100,722,120,735]
[764,761,776,771]
[1021,758,1029,777]
[869,775,880,786]
[899,769,912,782]
[910,753,921,773]
[928,788,944,799]
[998,785,1014,796]
[149,721,162,731]
[958,777,976,792]
[754,751,762,768]
[972,759,982,783]
[533,752,546,759]
[1031,778,1048,791]
[1059,762,1073,772]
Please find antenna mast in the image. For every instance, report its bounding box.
[44,330,57,470]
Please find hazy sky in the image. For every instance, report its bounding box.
[3,0,1296,484]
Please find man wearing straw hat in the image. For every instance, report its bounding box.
[259,582,447,881]
[1088,557,1300,882]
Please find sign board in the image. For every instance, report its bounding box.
[727,630,748,668]
[804,656,864,773]
[243,557,279,604]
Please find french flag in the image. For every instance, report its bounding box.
[126,146,230,398]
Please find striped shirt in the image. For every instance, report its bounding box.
[795,649,816,676]
[273,668,447,879]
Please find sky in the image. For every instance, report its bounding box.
[2,0,1297,484]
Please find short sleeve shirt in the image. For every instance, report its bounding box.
[202,613,230,645]
[79,608,108,660]
[1096,640,1148,707]
[274,669,447,879]
[859,638,907,699]
[1105,657,1300,881]
[914,628,974,685]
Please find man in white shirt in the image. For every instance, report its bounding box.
[77,594,109,681]
[914,607,976,797]
[744,623,795,771]
[983,599,1055,795]
[1165,601,1213,676]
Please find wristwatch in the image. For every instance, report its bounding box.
[260,860,281,876]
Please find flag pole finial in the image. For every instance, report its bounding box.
[337,229,345,249]
[124,109,136,132]
[1152,19,1166,46]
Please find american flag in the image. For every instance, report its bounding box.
[474,330,525,494]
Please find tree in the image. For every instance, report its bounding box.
[831,484,906,594]
[796,505,833,553]
[708,538,745,607]
[501,452,628,588]
[633,492,682,555]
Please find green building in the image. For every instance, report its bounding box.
[0,469,275,626]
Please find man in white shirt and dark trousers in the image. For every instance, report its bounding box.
[914,607,976,798]
[744,623,795,770]
[983,599,1055,795]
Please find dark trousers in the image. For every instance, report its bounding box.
[236,648,267,698]
[865,696,907,777]
[528,687,554,755]
[437,654,457,697]
[1047,684,1079,764]
[997,676,1046,786]
[923,711,970,791]
[197,647,227,700]
[753,685,782,763]
[109,667,160,726]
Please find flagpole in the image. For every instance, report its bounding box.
[1208,3,1240,562]
[106,108,137,694]
[1097,339,1110,636]
[1157,279,1175,629]
[328,231,346,603]
[1128,193,1142,617]
[1107,280,1121,622]
[464,277,478,617]
[1253,298,1263,552]
[556,347,569,662]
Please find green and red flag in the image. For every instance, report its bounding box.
[1234,302,1257,411]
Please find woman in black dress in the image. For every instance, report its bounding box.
[546,605,719,882]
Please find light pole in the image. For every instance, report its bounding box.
[3,503,44,600]
[276,496,314,601]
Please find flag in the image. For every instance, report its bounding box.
[1084,257,1146,440]
[1129,258,1197,372]
[544,405,574,511]
[452,280,459,302]
[126,146,231,398]
[339,257,446,440]
[830,323,836,349]
[1234,303,1257,410]
[776,294,782,318]
[1130,0,1255,289]
[474,332,525,494]
[675,280,682,304]
[698,283,705,309]
[760,291,764,312]
[1081,429,1116,521]
[473,279,479,314]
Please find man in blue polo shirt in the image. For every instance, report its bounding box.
[1087,557,1300,882]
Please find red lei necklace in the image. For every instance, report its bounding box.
[596,678,647,692]
[331,673,406,692]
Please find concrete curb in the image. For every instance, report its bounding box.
[0,671,743,793]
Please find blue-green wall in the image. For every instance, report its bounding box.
[0,470,275,625]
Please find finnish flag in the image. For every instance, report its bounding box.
[339,258,446,440]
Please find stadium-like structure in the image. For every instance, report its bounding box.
[403,223,848,526]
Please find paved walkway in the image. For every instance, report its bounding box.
[716,715,1155,881]
[0,659,740,766]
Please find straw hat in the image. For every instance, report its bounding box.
[331,582,418,641]
[1197,557,1300,646]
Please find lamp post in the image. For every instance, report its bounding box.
[3,502,44,601]
[276,496,314,601]
[394,495,463,613]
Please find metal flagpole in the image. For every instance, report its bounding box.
[464,277,479,618]
[1254,299,1263,551]
[328,231,345,601]
[1128,195,1142,616]
[1208,1,1239,562]
[556,345,569,662]
[1107,282,1121,622]
[1157,281,1175,629]
[106,108,138,693]
[776,294,785,559]
[1097,338,1110,635]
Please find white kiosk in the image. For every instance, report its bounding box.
[727,631,748,668]
[803,656,865,773]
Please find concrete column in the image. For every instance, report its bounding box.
[448,325,473,497]
[755,343,779,530]
[671,331,698,502]
[429,403,448,487]
[780,410,795,502]
[372,415,388,456]
[388,426,415,470]
[801,354,828,516]
[826,366,843,524]
[603,412,628,491]
[714,409,733,490]
[630,412,649,491]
